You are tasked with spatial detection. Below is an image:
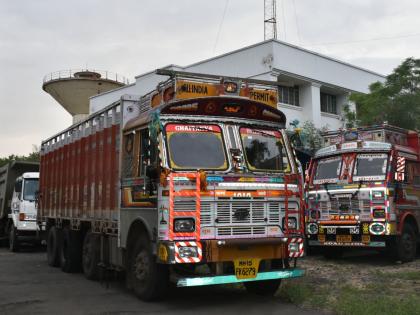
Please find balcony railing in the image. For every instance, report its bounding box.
[43,69,129,85]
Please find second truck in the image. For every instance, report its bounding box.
[38,71,305,300]
[0,161,40,251]
[306,125,420,262]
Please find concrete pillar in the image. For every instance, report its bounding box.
[300,82,322,127]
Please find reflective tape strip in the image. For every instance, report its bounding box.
[288,237,304,257]
[174,241,202,263]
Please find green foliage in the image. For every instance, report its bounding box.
[350,57,420,129]
[288,120,326,153]
[0,145,40,168]
[342,104,357,128]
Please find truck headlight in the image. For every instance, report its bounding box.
[369,222,385,235]
[307,223,318,234]
[178,246,198,258]
[174,218,195,232]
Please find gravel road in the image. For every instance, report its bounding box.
[0,247,323,315]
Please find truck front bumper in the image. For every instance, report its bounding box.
[177,268,304,287]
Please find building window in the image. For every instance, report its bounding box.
[321,92,337,114]
[278,85,299,106]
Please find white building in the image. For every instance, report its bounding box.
[90,39,386,130]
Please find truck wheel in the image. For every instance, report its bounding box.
[128,235,169,301]
[47,226,62,267]
[396,224,417,262]
[60,227,82,273]
[244,279,281,296]
[82,230,100,280]
[9,225,19,252]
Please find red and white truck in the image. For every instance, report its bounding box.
[39,70,305,300]
[305,125,420,261]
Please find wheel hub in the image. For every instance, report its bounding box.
[134,251,149,281]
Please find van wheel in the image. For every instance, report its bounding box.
[47,226,62,266]
[60,227,82,273]
[128,235,169,301]
[244,279,281,296]
[9,225,19,252]
[82,230,100,280]
[396,224,417,262]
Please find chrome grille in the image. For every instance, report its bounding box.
[173,197,295,237]
[319,197,371,218]
[217,226,266,236]
[215,200,266,224]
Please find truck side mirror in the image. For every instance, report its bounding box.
[146,165,158,179]
[14,180,22,193]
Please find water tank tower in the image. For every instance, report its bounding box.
[43,69,128,124]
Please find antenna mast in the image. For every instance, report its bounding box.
[264,0,277,40]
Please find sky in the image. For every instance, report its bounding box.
[1,0,419,156]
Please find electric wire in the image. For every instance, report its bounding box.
[213,0,230,55]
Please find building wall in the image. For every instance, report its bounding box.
[88,40,385,131]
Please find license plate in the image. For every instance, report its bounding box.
[234,258,260,280]
[336,235,352,243]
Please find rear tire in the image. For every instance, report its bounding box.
[244,279,281,296]
[60,227,82,273]
[127,235,169,301]
[9,225,19,252]
[82,230,100,280]
[47,226,62,267]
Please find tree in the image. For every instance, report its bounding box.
[350,57,420,129]
[0,145,40,168]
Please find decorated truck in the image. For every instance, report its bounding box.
[0,161,40,251]
[39,70,305,300]
[305,125,420,261]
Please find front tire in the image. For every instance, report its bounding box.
[127,235,169,301]
[9,225,19,252]
[396,224,417,262]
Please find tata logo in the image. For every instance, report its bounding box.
[233,192,251,197]
[233,208,250,221]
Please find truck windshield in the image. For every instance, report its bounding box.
[313,156,342,184]
[165,123,227,170]
[240,127,290,172]
[23,178,39,201]
[353,153,388,181]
